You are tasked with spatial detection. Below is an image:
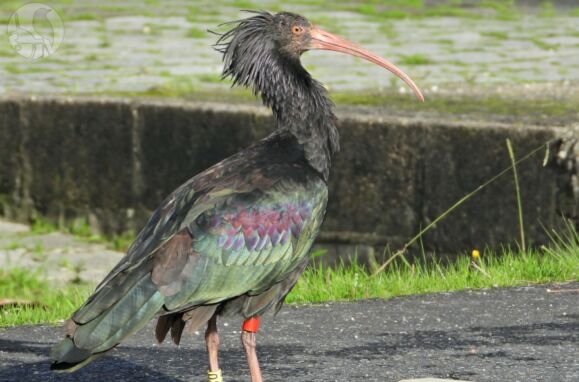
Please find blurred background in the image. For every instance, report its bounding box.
[0,0,578,122]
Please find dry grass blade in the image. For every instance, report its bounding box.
[0,299,45,309]
[470,261,491,278]
[546,288,579,293]
[506,138,526,251]
[371,138,556,277]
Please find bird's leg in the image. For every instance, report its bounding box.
[205,314,221,381]
[241,316,262,382]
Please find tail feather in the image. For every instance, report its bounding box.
[51,272,164,371]
[50,338,106,372]
[51,337,92,365]
[75,275,163,352]
[155,305,218,345]
[183,305,217,333]
[155,314,175,343]
[73,261,150,324]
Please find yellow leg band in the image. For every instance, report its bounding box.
[208,369,222,382]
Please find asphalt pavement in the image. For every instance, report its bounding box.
[1,283,578,382]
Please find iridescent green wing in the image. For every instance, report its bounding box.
[155,177,328,311]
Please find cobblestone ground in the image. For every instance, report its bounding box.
[0,1,578,96]
[0,219,121,284]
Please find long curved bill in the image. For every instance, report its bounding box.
[309,26,424,102]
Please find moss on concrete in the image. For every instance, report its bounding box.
[77,84,579,129]
[331,91,579,125]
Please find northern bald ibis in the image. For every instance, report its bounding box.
[51,11,423,381]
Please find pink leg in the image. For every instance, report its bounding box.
[205,315,220,373]
[241,317,262,382]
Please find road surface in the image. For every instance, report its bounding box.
[1,283,578,381]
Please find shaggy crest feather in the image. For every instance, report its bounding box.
[214,10,340,180]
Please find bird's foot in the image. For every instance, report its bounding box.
[208,368,222,382]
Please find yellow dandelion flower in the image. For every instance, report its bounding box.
[471,249,480,261]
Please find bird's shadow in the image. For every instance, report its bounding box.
[0,336,310,382]
[0,337,181,382]
[1,316,577,381]
[324,319,579,362]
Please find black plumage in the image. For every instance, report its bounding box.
[51,11,422,380]
[216,11,340,179]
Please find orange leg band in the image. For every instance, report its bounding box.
[242,317,260,333]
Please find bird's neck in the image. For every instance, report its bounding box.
[259,56,340,181]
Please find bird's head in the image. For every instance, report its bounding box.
[216,11,423,101]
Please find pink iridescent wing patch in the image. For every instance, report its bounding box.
[198,201,313,252]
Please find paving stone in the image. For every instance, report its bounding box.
[0,219,121,284]
[1,2,579,94]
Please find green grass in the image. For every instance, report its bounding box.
[3,241,21,250]
[356,4,419,20]
[230,0,257,9]
[351,0,522,20]
[287,227,579,303]
[398,54,433,66]
[378,23,398,39]
[2,62,61,75]
[423,5,471,18]
[360,0,424,8]
[84,53,99,62]
[308,16,340,33]
[1,225,577,326]
[480,31,509,40]
[30,217,58,235]
[3,63,24,74]
[66,13,101,22]
[0,46,15,58]
[29,216,134,252]
[0,269,92,327]
[479,0,520,21]
[435,38,454,45]
[539,1,557,17]
[99,38,112,49]
[197,73,223,84]
[530,38,559,51]
[187,27,206,39]
[69,224,134,253]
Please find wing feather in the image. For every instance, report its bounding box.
[152,178,327,313]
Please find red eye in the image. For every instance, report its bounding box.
[292,26,304,34]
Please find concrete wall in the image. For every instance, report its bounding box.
[0,95,575,262]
